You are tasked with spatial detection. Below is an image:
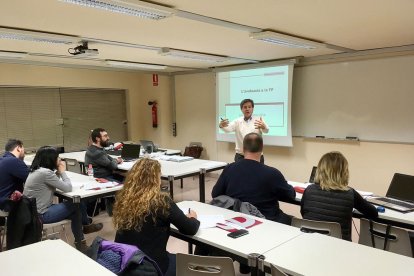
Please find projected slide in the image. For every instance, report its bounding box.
[216,64,293,147]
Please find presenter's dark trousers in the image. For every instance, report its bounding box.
[234,153,264,164]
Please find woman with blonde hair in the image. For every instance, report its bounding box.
[113,158,199,276]
[300,151,378,241]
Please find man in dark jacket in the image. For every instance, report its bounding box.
[212,133,296,225]
[0,139,29,208]
[85,128,123,181]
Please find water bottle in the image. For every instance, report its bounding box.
[87,164,94,179]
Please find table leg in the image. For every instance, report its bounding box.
[199,168,206,203]
[73,196,82,250]
[168,176,174,199]
[187,242,193,254]
[248,253,266,276]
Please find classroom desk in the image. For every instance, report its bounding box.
[172,201,304,275]
[0,239,115,276]
[118,159,227,202]
[261,233,414,276]
[288,181,414,230]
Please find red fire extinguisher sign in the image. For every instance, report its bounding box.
[152,74,158,86]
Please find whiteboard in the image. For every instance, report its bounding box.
[292,55,414,143]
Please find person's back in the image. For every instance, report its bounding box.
[0,139,29,205]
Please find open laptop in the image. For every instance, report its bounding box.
[309,166,317,183]
[121,144,141,162]
[367,173,414,213]
[140,140,158,153]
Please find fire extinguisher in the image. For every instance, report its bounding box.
[148,101,158,128]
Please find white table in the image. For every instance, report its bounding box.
[27,151,227,202]
[0,240,115,276]
[262,233,414,276]
[173,201,304,274]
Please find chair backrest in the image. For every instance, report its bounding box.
[358,218,413,257]
[184,145,203,159]
[271,264,288,276]
[291,217,342,239]
[176,253,235,276]
[65,158,82,174]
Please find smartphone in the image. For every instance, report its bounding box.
[227,229,249,239]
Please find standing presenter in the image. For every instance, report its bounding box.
[219,99,269,163]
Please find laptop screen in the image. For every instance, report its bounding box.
[309,166,317,183]
[121,144,141,160]
[386,173,414,202]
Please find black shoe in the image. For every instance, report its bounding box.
[83,223,103,234]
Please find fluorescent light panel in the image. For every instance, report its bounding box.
[0,51,28,59]
[105,60,166,70]
[60,0,174,20]
[159,48,230,63]
[250,31,325,49]
[0,27,80,44]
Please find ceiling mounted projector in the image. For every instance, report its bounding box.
[68,41,99,56]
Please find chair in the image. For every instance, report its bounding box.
[271,264,288,276]
[42,219,70,242]
[176,253,236,276]
[65,158,83,174]
[181,144,203,188]
[0,210,9,251]
[358,218,413,257]
[291,217,342,239]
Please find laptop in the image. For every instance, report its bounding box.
[140,140,157,153]
[121,144,141,161]
[309,166,317,183]
[367,173,414,213]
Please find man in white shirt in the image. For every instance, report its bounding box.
[219,99,269,163]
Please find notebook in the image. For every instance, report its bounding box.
[367,173,414,213]
[121,144,141,161]
[140,140,157,153]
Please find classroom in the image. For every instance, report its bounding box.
[1,1,414,275]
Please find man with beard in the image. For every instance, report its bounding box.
[0,139,30,207]
[85,128,123,182]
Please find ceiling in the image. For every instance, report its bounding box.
[0,0,413,73]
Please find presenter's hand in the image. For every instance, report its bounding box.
[219,118,229,128]
[254,117,265,129]
[187,210,198,219]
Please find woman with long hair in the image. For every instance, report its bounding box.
[23,146,103,250]
[113,158,199,276]
[300,151,378,241]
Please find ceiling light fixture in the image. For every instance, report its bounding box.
[0,27,80,45]
[105,60,167,70]
[0,50,28,59]
[250,31,326,50]
[158,48,230,63]
[59,0,174,20]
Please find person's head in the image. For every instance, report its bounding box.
[5,139,25,160]
[240,99,254,119]
[30,146,59,172]
[91,128,110,147]
[315,151,350,191]
[113,158,169,231]
[243,132,263,154]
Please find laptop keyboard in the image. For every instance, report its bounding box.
[379,197,414,208]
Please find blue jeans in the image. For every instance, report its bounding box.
[165,253,176,276]
[41,202,90,241]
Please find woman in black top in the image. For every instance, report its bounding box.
[301,151,378,241]
[113,158,200,275]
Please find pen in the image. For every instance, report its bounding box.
[188,208,191,214]
[220,117,224,121]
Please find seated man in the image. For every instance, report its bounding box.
[212,132,296,225]
[85,128,123,182]
[0,139,29,209]
[85,128,123,216]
